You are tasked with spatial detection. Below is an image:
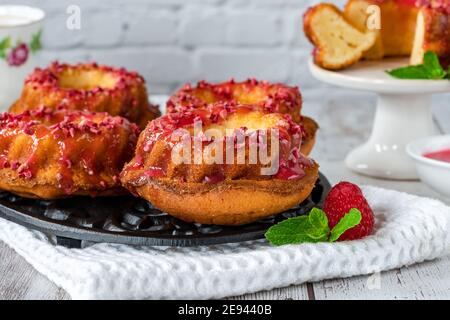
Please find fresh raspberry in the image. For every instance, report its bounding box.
[323,182,374,241]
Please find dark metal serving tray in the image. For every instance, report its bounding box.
[0,172,330,248]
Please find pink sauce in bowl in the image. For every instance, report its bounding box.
[423,149,450,163]
[407,136,450,197]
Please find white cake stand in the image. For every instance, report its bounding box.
[309,57,450,180]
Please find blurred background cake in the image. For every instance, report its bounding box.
[304,0,450,69]
[344,0,450,67]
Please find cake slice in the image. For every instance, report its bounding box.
[411,3,450,68]
[303,3,377,70]
[343,0,384,60]
[344,0,419,60]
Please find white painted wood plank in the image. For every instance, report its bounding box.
[313,255,450,300]
[230,285,310,300]
[0,242,69,300]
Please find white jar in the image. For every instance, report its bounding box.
[0,5,45,111]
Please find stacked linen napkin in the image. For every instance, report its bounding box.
[0,186,449,300]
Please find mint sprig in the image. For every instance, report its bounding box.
[386,51,448,80]
[328,208,361,242]
[265,208,362,246]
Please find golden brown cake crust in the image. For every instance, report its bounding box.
[121,103,319,225]
[9,62,160,129]
[301,116,318,156]
[124,163,319,226]
[0,108,139,199]
[0,171,127,199]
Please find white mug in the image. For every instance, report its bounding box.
[0,5,45,111]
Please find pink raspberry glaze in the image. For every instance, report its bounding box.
[417,0,450,12]
[370,0,450,11]
[167,78,302,122]
[13,61,159,129]
[131,102,312,181]
[0,107,139,194]
[25,61,145,94]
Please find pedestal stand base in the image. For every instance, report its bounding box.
[345,94,434,180]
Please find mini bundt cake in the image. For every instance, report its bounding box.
[167,79,302,122]
[0,107,140,199]
[303,3,377,70]
[167,79,318,156]
[9,62,160,129]
[121,103,319,226]
[344,0,450,67]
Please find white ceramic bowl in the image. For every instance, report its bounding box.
[407,135,450,197]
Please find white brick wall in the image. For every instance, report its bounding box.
[15,0,347,93]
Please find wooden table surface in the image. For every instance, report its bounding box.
[0,91,449,300]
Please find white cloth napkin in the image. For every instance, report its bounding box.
[0,186,449,300]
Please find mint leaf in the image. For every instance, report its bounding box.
[265,208,330,245]
[423,51,446,79]
[329,208,362,242]
[308,208,329,239]
[423,51,442,70]
[308,208,328,229]
[386,51,447,80]
[386,65,435,80]
[265,214,328,246]
[265,207,365,246]
[30,29,42,53]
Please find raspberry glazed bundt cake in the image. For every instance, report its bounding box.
[303,3,377,70]
[344,0,450,67]
[121,103,319,226]
[10,62,160,129]
[0,107,139,199]
[167,79,319,156]
[411,1,450,67]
